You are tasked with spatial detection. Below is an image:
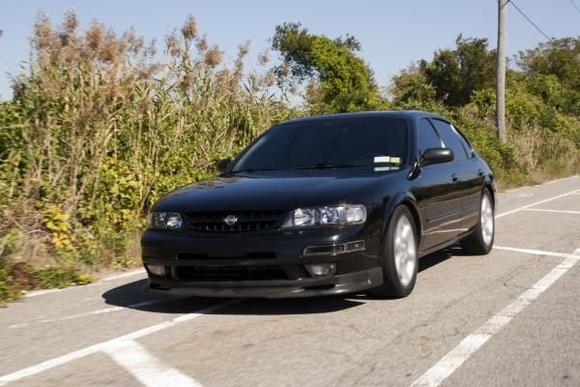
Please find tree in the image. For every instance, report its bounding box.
[272,23,383,113]
[425,35,496,106]
[389,64,436,106]
[518,37,580,115]
[389,35,497,108]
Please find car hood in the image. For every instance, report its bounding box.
[152,168,404,212]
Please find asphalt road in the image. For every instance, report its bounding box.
[1,175,580,387]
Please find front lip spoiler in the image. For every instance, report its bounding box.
[146,267,382,299]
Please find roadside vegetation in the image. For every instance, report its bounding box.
[0,12,578,302]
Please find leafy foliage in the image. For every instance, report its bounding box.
[272,22,383,113]
[0,12,294,300]
[0,258,91,304]
[518,37,580,115]
[392,36,496,107]
[390,35,579,185]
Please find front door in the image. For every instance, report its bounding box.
[413,163,463,252]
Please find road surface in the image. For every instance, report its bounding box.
[1,175,580,387]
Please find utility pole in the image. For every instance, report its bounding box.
[496,0,508,143]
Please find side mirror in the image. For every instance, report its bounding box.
[420,148,454,166]
[216,158,232,173]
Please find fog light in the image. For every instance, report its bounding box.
[346,240,365,252]
[305,263,337,277]
[146,264,165,276]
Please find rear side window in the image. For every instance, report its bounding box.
[451,124,473,157]
[431,119,469,161]
[416,118,443,155]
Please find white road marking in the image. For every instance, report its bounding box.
[493,245,572,259]
[101,269,147,282]
[25,269,146,298]
[411,248,580,387]
[544,175,579,184]
[5,178,579,385]
[504,186,527,193]
[23,288,67,297]
[496,188,580,219]
[0,299,240,386]
[9,298,169,329]
[102,339,201,387]
[503,175,578,193]
[522,208,580,215]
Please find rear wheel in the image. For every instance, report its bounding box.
[370,205,418,298]
[460,189,494,255]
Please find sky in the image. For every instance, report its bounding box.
[0,0,579,100]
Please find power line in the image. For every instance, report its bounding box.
[509,0,551,40]
[569,0,580,14]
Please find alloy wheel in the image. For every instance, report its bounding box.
[393,214,417,287]
[481,194,494,247]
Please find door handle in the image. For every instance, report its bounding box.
[452,173,459,182]
[478,169,484,177]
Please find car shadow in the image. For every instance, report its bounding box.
[102,279,365,315]
[419,248,455,272]
[102,247,460,315]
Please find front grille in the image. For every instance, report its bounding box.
[178,252,277,260]
[176,266,288,281]
[186,210,288,232]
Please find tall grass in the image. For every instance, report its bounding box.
[0,12,294,296]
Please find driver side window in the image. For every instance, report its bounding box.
[416,118,443,156]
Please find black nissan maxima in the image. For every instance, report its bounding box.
[142,111,495,298]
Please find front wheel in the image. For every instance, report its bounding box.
[369,205,418,298]
[460,189,495,255]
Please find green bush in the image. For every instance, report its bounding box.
[0,12,296,301]
[0,258,91,305]
[389,36,580,188]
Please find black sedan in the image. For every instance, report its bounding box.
[141,111,495,298]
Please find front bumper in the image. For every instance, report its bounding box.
[147,267,382,298]
[141,226,382,298]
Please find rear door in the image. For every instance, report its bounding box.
[452,123,485,231]
[412,118,463,252]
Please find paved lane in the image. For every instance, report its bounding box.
[1,175,579,387]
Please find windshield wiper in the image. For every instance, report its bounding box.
[231,164,365,173]
[229,168,280,173]
[290,163,365,170]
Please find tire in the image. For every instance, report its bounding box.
[369,205,418,298]
[460,189,495,255]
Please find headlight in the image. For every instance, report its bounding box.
[147,212,183,230]
[283,205,366,227]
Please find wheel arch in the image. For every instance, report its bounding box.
[382,192,423,246]
[483,179,496,209]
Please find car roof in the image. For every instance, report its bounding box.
[283,110,447,124]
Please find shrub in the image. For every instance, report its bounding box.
[0,12,295,301]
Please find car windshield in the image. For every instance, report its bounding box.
[231,117,408,172]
